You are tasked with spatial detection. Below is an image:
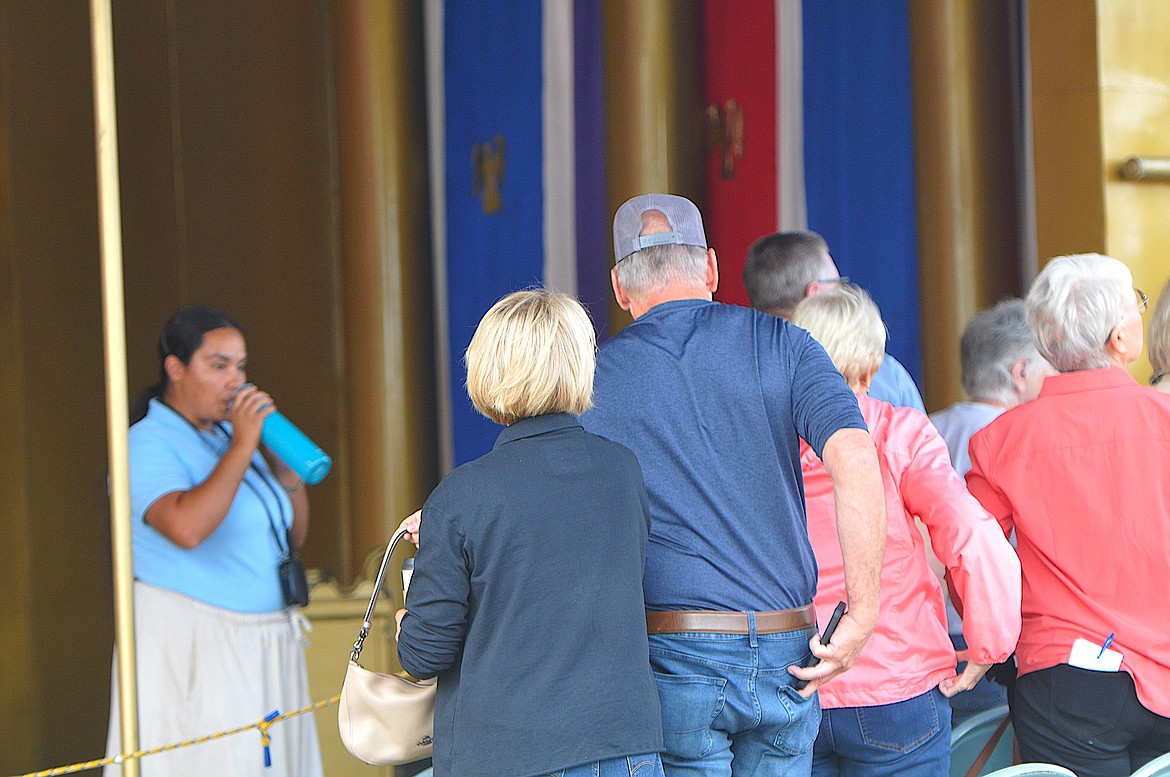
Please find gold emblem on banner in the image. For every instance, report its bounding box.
[707,99,744,180]
[472,134,506,214]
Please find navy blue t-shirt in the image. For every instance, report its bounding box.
[583,299,865,613]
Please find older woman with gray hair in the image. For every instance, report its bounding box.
[791,284,1020,777]
[931,299,1053,476]
[967,253,1170,777]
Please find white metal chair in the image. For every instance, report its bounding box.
[983,764,1077,777]
[951,704,1015,777]
[1132,752,1170,777]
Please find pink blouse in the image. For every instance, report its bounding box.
[802,394,1021,708]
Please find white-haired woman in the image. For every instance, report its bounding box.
[791,284,1020,777]
[395,289,665,777]
[967,254,1170,776]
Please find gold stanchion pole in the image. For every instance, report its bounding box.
[88,0,139,774]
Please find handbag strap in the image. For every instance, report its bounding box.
[964,714,1011,777]
[350,527,410,662]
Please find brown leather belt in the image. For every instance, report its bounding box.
[645,605,816,635]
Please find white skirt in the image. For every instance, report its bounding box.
[104,582,323,777]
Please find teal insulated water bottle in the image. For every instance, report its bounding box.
[263,411,333,485]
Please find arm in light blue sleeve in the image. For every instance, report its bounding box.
[869,354,925,412]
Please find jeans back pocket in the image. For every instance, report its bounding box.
[652,672,727,760]
[772,683,822,755]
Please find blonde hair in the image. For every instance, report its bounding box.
[791,284,887,386]
[1150,277,1170,386]
[465,289,596,426]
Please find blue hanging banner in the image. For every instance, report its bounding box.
[802,0,923,387]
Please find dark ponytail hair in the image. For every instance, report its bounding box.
[129,306,244,425]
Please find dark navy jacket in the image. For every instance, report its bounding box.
[398,413,663,777]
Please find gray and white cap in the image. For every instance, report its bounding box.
[612,193,708,264]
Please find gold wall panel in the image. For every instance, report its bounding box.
[1098,0,1170,384]
[0,65,39,770]
[1027,1,1107,262]
[0,3,37,765]
[0,3,114,770]
[1029,0,1170,383]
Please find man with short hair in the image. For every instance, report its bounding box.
[584,194,886,777]
[743,231,925,412]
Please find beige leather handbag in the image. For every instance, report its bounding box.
[338,529,436,766]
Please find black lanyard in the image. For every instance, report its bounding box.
[159,401,291,555]
[215,423,292,556]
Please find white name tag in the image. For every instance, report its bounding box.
[1069,637,1123,672]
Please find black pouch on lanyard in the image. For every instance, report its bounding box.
[279,553,310,608]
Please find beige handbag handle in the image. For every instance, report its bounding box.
[350,528,411,663]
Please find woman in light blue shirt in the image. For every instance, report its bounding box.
[103,306,322,777]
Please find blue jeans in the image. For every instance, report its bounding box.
[812,689,951,777]
[548,753,666,777]
[648,622,820,777]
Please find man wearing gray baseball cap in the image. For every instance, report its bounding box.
[582,194,886,777]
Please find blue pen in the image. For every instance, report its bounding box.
[1097,632,1115,659]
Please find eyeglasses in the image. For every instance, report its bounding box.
[815,276,850,285]
[1104,288,1148,345]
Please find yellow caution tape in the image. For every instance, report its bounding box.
[9,695,340,777]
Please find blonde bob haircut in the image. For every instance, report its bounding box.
[465,289,596,426]
[790,283,887,386]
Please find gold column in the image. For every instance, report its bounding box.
[332,0,438,582]
[602,0,705,332]
[1027,0,1105,264]
[909,0,1022,410]
[89,0,140,771]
